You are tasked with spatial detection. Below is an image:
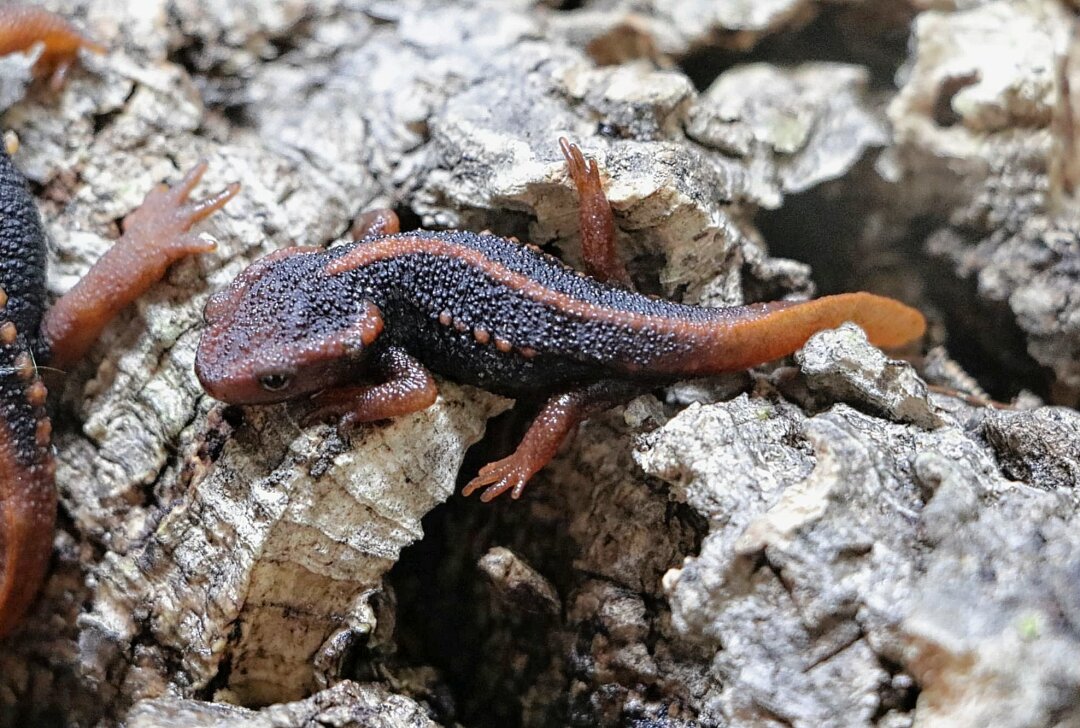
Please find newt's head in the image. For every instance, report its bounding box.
[195,247,383,404]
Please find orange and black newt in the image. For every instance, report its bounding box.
[196,139,926,502]
[0,1,238,640]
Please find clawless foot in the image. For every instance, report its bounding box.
[463,380,642,502]
[42,162,239,369]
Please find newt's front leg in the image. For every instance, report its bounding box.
[463,380,645,502]
[307,346,438,432]
[41,162,239,370]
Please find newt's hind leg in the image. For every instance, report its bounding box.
[559,138,633,288]
[463,379,643,502]
[0,5,106,89]
[40,161,239,369]
[306,346,437,432]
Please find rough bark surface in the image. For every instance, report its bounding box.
[1,1,1078,727]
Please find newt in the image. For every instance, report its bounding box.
[195,139,926,503]
[0,140,237,636]
[0,148,237,638]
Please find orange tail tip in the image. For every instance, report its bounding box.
[669,291,927,377]
[737,291,926,353]
[823,291,926,349]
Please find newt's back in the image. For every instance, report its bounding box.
[329,230,714,395]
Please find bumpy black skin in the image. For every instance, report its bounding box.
[336,233,696,394]
[200,230,756,400]
[0,147,55,641]
[0,151,47,347]
[0,149,49,466]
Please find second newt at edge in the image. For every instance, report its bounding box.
[0,4,240,640]
[0,149,237,640]
[195,139,926,502]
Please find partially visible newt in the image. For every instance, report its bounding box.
[0,5,104,89]
[0,142,237,638]
[195,139,926,502]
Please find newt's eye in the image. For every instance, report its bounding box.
[258,372,293,392]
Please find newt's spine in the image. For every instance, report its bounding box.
[0,148,56,638]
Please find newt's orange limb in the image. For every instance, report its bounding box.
[559,137,632,287]
[0,5,104,90]
[306,347,438,432]
[463,380,642,501]
[42,162,239,370]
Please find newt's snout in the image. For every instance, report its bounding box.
[196,247,385,406]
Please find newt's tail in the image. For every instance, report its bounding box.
[0,441,56,638]
[664,292,926,376]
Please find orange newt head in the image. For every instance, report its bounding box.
[195,247,384,405]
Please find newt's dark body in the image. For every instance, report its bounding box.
[203,231,739,398]
[345,233,685,392]
[196,140,926,504]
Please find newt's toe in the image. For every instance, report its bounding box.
[122,165,238,249]
[463,457,531,502]
[183,182,241,226]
